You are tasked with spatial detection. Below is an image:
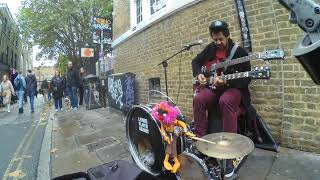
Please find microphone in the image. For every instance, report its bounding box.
[184,40,203,50]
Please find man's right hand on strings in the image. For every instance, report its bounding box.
[213,75,226,87]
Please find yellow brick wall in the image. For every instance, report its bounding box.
[113,0,320,153]
[113,0,130,39]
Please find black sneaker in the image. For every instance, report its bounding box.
[19,108,23,114]
[224,159,234,178]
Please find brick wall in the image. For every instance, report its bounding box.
[112,0,130,39]
[112,0,320,153]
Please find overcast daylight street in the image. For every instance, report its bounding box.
[1,0,320,180]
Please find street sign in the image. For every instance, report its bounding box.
[93,17,112,31]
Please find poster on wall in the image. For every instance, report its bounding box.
[84,75,102,110]
[81,48,95,58]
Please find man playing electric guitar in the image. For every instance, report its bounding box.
[192,20,254,177]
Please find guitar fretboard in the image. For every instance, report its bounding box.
[212,54,259,71]
[221,71,250,81]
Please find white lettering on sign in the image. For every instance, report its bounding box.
[138,117,149,134]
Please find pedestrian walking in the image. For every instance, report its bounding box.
[25,70,37,113]
[66,61,80,110]
[14,71,26,113]
[41,79,49,102]
[51,70,65,112]
[79,67,86,106]
[0,83,3,109]
[48,80,52,101]
[1,75,15,112]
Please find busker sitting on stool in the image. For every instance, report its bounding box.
[191,20,257,178]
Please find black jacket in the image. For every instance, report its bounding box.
[51,76,65,99]
[191,39,251,89]
[191,38,252,110]
[66,68,80,88]
[192,39,279,151]
[191,39,252,114]
[25,74,37,95]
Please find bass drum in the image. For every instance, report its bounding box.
[126,104,185,176]
[175,152,211,180]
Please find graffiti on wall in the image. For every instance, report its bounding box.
[84,80,102,110]
[107,73,136,111]
[91,83,101,106]
[235,0,252,52]
[125,74,135,109]
[108,76,124,109]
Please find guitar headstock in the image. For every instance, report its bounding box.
[250,66,271,79]
[258,49,285,60]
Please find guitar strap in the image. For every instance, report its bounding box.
[224,44,239,68]
[213,44,239,79]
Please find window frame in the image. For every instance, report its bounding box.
[150,0,166,15]
[113,0,202,48]
[136,0,143,24]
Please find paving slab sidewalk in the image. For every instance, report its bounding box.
[50,106,130,178]
[50,106,320,180]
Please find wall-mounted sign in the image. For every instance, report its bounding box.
[81,48,94,57]
[93,17,112,31]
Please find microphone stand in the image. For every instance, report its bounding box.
[157,46,192,101]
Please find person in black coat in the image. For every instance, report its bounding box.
[66,61,80,110]
[78,67,86,106]
[192,20,251,137]
[51,70,65,111]
[192,20,254,177]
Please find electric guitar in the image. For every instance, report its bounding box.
[192,66,271,88]
[201,49,285,74]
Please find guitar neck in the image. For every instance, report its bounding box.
[192,71,250,85]
[213,54,259,71]
[220,71,250,81]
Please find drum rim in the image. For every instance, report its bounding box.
[177,151,210,177]
[125,105,163,176]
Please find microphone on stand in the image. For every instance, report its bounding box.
[184,40,203,50]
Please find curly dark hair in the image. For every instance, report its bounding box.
[209,20,230,37]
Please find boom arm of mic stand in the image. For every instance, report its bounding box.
[157,47,189,100]
[157,46,189,66]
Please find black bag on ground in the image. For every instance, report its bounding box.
[52,160,159,180]
[52,172,90,180]
[87,160,159,180]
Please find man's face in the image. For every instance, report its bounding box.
[68,62,72,69]
[211,32,229,50]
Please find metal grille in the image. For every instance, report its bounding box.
[86,137,118,152]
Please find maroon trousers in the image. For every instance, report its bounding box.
[193,87,242,137]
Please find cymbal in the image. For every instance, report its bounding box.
[195,132,254,159]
